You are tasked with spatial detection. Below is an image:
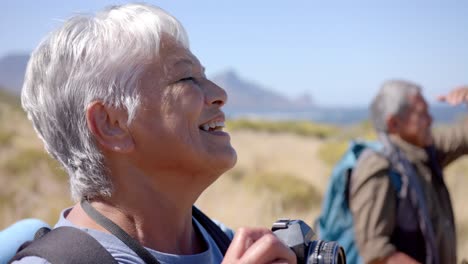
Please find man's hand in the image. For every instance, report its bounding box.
[222,227,297,264]
[438,85,468,105]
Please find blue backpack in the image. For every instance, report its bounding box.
[316,141,401,264]
[0,218,50,264]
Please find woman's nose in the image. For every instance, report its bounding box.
[204,80,227,107]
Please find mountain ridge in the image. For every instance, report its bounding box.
[211,69,315,112]
[1,53,465,125]
[0,53,315,113]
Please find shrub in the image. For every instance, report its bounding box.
[4,149,49,175]
[0,89,22,111]
[226,119,339,139]
[243,171,322,210]
[3,148,66,181]
[317,140,349,166]
[0,131,14,146]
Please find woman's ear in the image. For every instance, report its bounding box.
[386,115,400,134]
[86,101,135,153]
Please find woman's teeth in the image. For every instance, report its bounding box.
[201,121,225,131]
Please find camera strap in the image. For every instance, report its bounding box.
[81,199,160,264]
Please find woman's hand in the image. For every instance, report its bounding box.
[438,85,468,105]
[222,227,296,264]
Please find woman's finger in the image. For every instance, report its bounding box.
[237,233,296,264]
[223,227,272,261]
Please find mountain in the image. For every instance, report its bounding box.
[0,54,30,95]
[0,54,314,112]
[211,70,315,113]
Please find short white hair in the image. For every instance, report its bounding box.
[370,79,422,132]
[22,3,189,201]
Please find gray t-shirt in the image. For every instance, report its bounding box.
[13,208,233,264]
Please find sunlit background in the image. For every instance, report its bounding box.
[1,1,468,262]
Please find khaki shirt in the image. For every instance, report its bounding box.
[350,123,468,264]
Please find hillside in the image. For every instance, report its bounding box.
[211,70,314,112]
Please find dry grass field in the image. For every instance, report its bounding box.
[197,128,468,261]
[1,93,467,261]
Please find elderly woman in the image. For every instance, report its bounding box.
[11,3,295,264]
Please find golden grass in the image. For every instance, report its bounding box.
[227,119,339,139]
[317,140,350,167]
[0,131,14,146]
[197,127,468,262]
[0,98,72,227]
[0,100,467,261]
[242,171,322,211]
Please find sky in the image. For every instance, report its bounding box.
[1,0,467,107]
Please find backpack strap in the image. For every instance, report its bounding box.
[9,226,117,264]
[388,170,402,194]
[348,146,403,201]
[192,206,231,256]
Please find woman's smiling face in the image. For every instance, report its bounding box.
[128,35,237,184]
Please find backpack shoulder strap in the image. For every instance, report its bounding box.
[9,226,117,264]
[388,169,402,193]
[360,145,403,194]
[192,206,231,256]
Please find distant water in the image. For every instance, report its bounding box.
[226,104,468,125]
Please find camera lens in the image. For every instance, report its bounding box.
[307,240,346,264]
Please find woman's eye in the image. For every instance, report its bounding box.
[179,77,195,83]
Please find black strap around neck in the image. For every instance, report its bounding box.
[81,200,160,264]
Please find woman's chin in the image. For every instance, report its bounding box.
[221,149,238,170]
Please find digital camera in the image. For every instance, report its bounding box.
[272,219,346,264]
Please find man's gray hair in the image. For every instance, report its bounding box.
[370,79,422,132]
[21,3,189,201]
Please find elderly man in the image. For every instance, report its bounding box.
[350,80,468,264]
[11,3,296,264]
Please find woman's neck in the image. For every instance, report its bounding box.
[66,177,206,255]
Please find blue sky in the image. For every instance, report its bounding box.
[1,0,467,107]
